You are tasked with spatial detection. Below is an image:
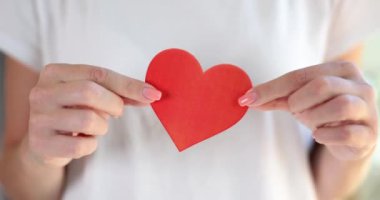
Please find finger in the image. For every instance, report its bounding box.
[66,106,111,120]
[46,109,109,136]
[30,83,123,117]
[249,78,375,112]
[250,97,289,111]
[40,64,162,103]
[31,134,98,159]
[299,95,369,128]
[288,76,362,113]
[313,124,375,149]
[123,98,149,106]
[51,80,124,116]
[241,61,362,107]
[97,110,111,120]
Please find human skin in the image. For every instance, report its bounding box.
[0,45,376,200]
[0,60,162,199]
[239,45,378,199]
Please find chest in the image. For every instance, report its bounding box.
[40,0,333,83]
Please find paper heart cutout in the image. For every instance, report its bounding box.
[146,49,252,151]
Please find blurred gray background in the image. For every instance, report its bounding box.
[0,53,5,200]
[0,53,3,146]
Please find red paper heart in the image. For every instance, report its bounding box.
[146,49,252,151]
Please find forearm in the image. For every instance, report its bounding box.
[0,138,65,200]
[311,144,373,200]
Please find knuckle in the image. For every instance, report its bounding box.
[360,83,376,100]
[68,141,86,157]
[115,99,125,116]
[360,129,376,148]
[334,96,354,118]
[124,78,143,95]
[339,126,354,142]
[95,118,109,136]
[70,139,98,158]
[287,95,298,113]
[28,135,39,150]
[80,81,101,102]
[79,111,97,132]
[28,115,39,127]
[90,67,109,83]
[29,87,48,106]
[41,63,57,77]
[28,134,46,155]
[28,114,46,131]
[348,147,367,160]
[96,117,109,135]
[100,123,109,135]
[291,69,308,86]
[40,158,69,167]
[87,140,98,155]
[124,80,135,92]
[312,77,331,96]
[337,61,360,76]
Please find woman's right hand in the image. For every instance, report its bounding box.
[25,64,162,167]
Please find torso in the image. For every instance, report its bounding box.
[34,1,335,199]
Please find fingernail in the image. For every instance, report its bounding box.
[239,92,258,107]
[142,87,162,101]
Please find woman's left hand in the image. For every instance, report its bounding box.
[239,61,378,161]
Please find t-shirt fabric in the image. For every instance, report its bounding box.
[0,0,379,199]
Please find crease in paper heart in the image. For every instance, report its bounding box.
[145,48,252,151]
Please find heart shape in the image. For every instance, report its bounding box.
[146,49,252,151]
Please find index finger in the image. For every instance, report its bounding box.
[40,64,162,103]
[246,61,362,107]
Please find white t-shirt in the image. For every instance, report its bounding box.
[0,1,379,199]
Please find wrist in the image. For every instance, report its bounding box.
[2,137,66,200]
[312,144,374,200]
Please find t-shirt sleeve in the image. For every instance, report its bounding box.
[325,0,380,60]
[0,0,41,70]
